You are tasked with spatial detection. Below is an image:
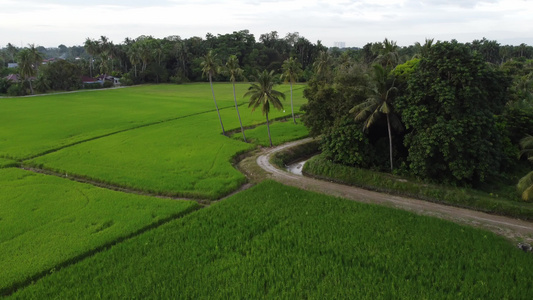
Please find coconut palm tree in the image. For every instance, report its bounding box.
[224,55,246,142]
[17,45,42,95]
[84,38,99,77]
[281,57,303,124]
[245,70,285,147]
[374,38,400,69]
[313,50,333,82]
[201,50,225,135]
[518,135,533,201]
[349,64,402,171]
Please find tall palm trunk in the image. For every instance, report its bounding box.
[209,74,225,135]
[266,112,273,147]
[28,79,34,95]
[232,81,246,142]
[290,81,296,124]
[386,114,393,171]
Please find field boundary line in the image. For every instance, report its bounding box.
[20,108,229,161]
[0,204,200,297]
[19,166,213,205]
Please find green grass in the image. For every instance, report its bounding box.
[0,83,306,160]
[304,154,533,220]
[26,112,255,199]
[231,119,309,147]
[0,84,242,160]
[10,181,533,299]
[0,158,17,168]
[12,83,307,199]
[0,168,198,294]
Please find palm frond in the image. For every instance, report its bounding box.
[518,171,533,201]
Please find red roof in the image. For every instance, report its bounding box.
[81,76,98,83]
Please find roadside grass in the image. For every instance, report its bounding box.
[25,112,255,199]
[0,168,198,295]
[304,154,533,220]
[10,181,533,299]
[230,119,309,147]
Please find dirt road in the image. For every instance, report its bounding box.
[251,138,533,244]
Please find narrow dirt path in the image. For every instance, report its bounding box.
[251,138,533,244]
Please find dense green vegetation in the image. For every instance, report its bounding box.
[0,168,198,295]
[302,38,533,202]
[10,181,533,299]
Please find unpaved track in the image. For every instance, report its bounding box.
[254,138,533,244]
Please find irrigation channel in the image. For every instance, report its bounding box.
[252,138,533,245]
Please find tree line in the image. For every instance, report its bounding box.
[0,30,326,95]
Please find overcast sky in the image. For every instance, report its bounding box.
[1,0,532,48]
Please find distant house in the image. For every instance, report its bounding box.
[97,74,121,86]
[4,74,35,83]
[81,76,98,84]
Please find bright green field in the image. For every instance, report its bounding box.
[0,83,305,160]
[0,168,198,295]
[0,158,17,168]
[10,181,533,299]
[10,83,307,199]
[26,113,255,199]
[232,119,309,146]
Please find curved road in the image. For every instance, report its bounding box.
[255,138,533,244]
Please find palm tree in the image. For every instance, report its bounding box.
[413,38,434,59]
[17,45,42,95]
[313,50,333,81]
[281,57,303,124]
[201,50,225,135]
[374,38,400,69]
[518,135,533,201]
[349,64,402,171]
[224,55,246,142]
[84,38,99,77]
[245,70,286,147]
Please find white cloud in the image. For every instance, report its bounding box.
[0,0,532,47]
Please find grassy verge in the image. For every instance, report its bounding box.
[10,181,533,299]
[0,168,199,295]
[230,119,309,147]
[304,154,533,220]
[270,139,321,169]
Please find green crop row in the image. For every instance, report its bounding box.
[0,168,198,295]
[303,154,533,220]
[10,181,533,299]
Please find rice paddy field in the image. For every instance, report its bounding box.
[9,181,533,299]
[0,168,198,295]
[2,83,532,298]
